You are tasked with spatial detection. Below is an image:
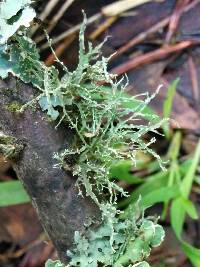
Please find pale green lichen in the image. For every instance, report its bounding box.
[0,132,23,158]
[67,207,164,267]
[0,0,36,78]
[0,0,35,45]
[45,203,164,267]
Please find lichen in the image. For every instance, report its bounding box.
[0,132,23,158]
[0,2,166,266]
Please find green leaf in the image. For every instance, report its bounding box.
[180,198,198,220]
[119,170,168,208]
[170,197,185,239]
[167,130,181,161]
[162,78,180,138]
[181,139,200,198]
[170,197,198,240]
[171,139,200,239]
[170,142,200,258]
[121,95,156,118]
[181,242,200,267]
[140,185,180,208]
[109,160,143,184]
[0,181,30,207]
[122,184,179,219]
[163,78,180,118]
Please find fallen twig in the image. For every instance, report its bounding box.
[45,34,76,66]
[31,0,59,36]
[111,41,197,75]
[188,56,199,104]
[47,0,75,34]
[112,0,200,59]
[102,0,152,17]
[165,0,190,44]
[35,0,75,44]
[89,16,117,40]
[40,13,102,51]
[40,0,154,50]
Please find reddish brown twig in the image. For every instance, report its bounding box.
[45,34,76,66]
[112,0,200,60]
[111,41,197,75]
[165,0,190,44]
[188,56,199,104]
[112,17,169,60]
[89,16,117,40]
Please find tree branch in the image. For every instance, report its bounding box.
[0,77,99,262]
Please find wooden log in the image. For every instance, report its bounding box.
[0,77,99,263]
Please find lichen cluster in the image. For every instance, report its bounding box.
[0,132,23,157]
[0,1,165,266]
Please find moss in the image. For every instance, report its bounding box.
[7,101,23,113]
[0,132,14,144]
[0,132,23,158]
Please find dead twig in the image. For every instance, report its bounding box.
[102,0,152,17]
[89,16,117,40]
[47,0,75,34]
[113,18,169,60]
[165,0,190,44]
[45,34,76,66]
[40,13,102,51]
[40,0,154,50]
[188,56,199,104]
[111,41,197,75]
[31,0,59,36]
[35,0,75,44]
[112,0,200,60]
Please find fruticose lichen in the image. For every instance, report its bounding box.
[0,1,165,266]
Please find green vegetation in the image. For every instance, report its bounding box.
[0,1,165,266]
[0,180,29,206]
[1,1,200,267]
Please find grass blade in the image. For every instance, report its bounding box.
[0,181,30,207]
[181,139,200,198]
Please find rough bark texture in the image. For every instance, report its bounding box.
[0,77,99,262]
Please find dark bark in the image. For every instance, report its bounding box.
[0,77,99,262]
